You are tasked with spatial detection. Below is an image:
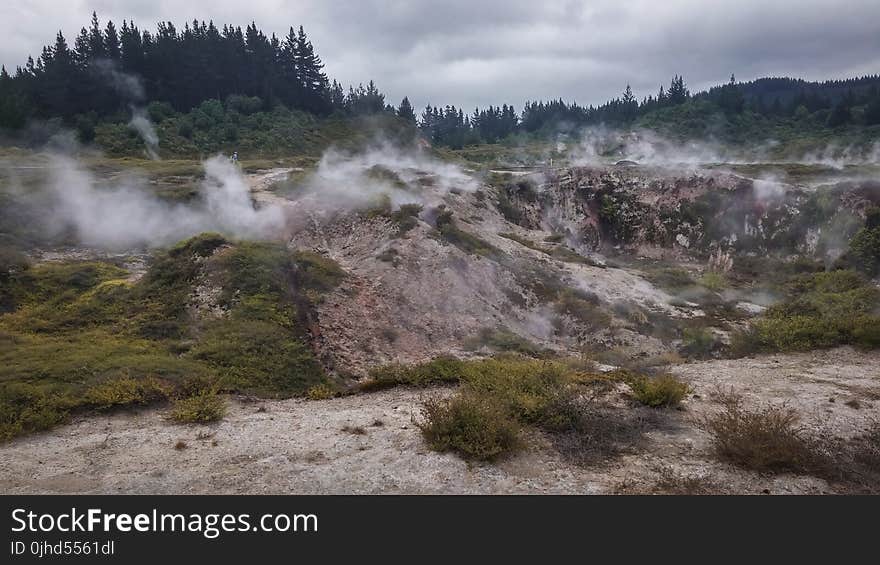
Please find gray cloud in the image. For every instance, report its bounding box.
[1,1,878,112]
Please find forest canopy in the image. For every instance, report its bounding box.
[1,13,879,152]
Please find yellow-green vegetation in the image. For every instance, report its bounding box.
[306,383,340,400]
[498,232,593,265]
[361,356,466,391]
[553,289,612,330]
[464,327,545,356]
[435,209,500,257]
[846,207,880,276]
[169,392,227,424]
[366,355,667,462]
[735,269,880,352]
[418,393,521,460]
[699,271,727,291]
[624,373,691,408]
[389,203,423,236]
[680,327,717,358]
[0,233,344,440]
[498,231,542,251]
[641,265,697,291]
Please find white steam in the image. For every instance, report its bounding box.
[92,59,160,159]
[47,155,284,249]
[570,127,734,167]
[128,108,159,160]
[298,142,478,211]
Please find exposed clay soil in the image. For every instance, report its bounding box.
[1,347,876,495]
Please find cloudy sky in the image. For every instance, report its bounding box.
[2,1,878,111]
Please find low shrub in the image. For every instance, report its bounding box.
[85,377,172,410]
[417,391,520,461]
[700,394,823,472]
[554,290,611,330]
[699,272,727,291]
[738,269,880,352]
[680,327,717,358]
[169,392,226,423]
[306,383,338,400]
[627,374,691,408]
[436,209,500,257]
[464,327,544,356]
[360,356,466,391]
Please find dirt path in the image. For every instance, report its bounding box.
[1,348,876,494]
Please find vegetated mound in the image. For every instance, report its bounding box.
[0,232,345,440]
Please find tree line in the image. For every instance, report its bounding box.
[1,13,879,149]
[0,12,396,130]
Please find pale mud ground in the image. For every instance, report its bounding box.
[1,347,877,495]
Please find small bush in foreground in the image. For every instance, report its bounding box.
[627,374,691,408]
[700,394,821,472]
[169,392,226,424]
[417,392,520,461]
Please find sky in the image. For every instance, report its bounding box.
[1,1,879,112]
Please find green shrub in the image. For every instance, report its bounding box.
[464,327,544,356]
[627,374,691,408]
[680,327,716,358]
[0,234,337,441]
[361,356,466,390]
[417,391,520,461]
[643,266,696,290]
[742,269,880,352]
[436,209,500,257]
[306,383,339,400]
[390,204,423,235]
[170,392,226,423]
[554,290,611,330]
[847,209,880,275]
[699,272,727,291]
[85,377,172,410]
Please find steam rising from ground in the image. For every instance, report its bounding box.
[297,142,478,211]
[571,128,731,166]
[93,60,159,160]
[47,156,283,249]
[128,108,159,160]
[569,127,880,168]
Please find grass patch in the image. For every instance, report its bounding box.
[0,234,344,441]
[435,209,500,257]
[360,356,466,391]
[642,266,697,291]
[464,327,544,356]
[554,289,612,330]
[498,232,542,251]
[699,271,727,291]
[169,392,226,423]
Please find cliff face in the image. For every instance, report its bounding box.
[498,165,879,261]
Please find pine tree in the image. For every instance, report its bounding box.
[397,97,415,122]
[668,75,689,104]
